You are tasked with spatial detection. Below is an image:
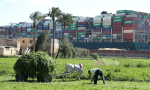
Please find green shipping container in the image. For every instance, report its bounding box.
[117,34,122,36]
[113,16,124,19]
[128,12,137,15]
[103,25,111,28]
[144,16,148,19]
[43,25,49,27]
[78,35,81,37]
[93,37,97,39]
[135,12,139,14]
[70,22,77,28]
[70,28,77,30]
[124,20,135,24]
[18,33,21,35]
[106,37,111,39]
[77,37,80,40]
[27,35,31,37]
[93,23,101,26]
[113,19,122,22]
[32,28,37,32]
[102,34,106,37]
[70,35,73,37]
[49,34,53,36]
[77,32,85,35]
[97,37,101,39]
[113,36,117,39]
[117,10,132,13]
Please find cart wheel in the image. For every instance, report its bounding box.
[15,75,19,82]
[37,77,44,82]
[43,74,52,83]
[15,74,28,82]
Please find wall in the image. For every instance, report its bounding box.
[45,38,59,56]
[89,49,150,58]
[0,48,4,55]
[17,38,37,49]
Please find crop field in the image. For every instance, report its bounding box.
[0,57,150,90]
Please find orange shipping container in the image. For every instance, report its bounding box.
[123,27,135,30]
[102,31,111,34]
[96,34,101,37]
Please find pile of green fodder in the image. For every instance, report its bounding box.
[13,51,56,80]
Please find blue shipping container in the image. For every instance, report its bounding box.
[38,22,43,24]
[55,35,61,38]
[102,28,111,31]
[22,29,27,31]
[137,27,140,30]
[80,37,84,40]
[37,25,43,28]
[93,26,101,29]
[13,26,18,28]
[27,27,32,28]
[106,34,111,37]
[62,28,69,30]
[142,25,145,28]
[146,22,149,25]
[37,32,41,34]
[56,31,61,34]
[55,34,61,36]
[78,24,86,27]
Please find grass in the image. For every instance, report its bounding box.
[0,58,150,90]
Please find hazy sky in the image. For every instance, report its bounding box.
[0,0,150,26]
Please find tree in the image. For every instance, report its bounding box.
[35,30,50,52]
[59,38,74,58]
[57,13,74,40]
[29,11,45,52]
[47,7,62,58]
[0,35,5,46]
[55,13,74,59]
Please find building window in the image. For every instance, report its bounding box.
[128,47,130,50]
[23,40,25,43]
[30,40,32,44]
[145,47,147,50]
[124,47,126,50]
[141,47,143,50]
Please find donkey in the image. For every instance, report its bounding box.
[62,63,84,81]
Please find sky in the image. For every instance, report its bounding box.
[0,0,150,26]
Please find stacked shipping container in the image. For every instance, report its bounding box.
[102,14,112,41]
[112,14,125,42]
[92,15,102,42]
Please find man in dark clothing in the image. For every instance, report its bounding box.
[88,68,105,84]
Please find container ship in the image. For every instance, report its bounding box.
[0,10,150,51]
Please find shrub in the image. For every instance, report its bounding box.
[13,51,56,79]
[136,63,147,68]
[124,63,130,67]
[91,53,99,60]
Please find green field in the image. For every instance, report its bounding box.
[0,58,150,90]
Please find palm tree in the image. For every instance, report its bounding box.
[29,11,45,52]
[55,13,74,59]
[47,7,62,58]
[57,13,74,40]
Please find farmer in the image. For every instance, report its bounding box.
[88,68,105,84]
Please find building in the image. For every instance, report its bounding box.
[0,40,20,56]
[45,38,59,56]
